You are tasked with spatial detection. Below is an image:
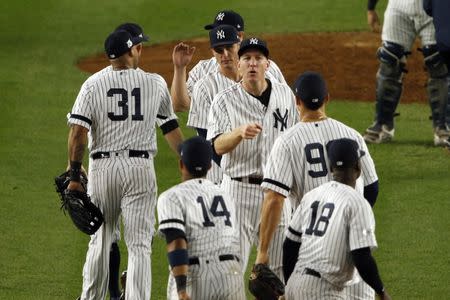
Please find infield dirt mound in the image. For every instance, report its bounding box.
[77,31,429,104]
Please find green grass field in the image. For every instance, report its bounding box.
[1,0,449,299]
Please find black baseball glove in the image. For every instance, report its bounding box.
[249,264,285,300]
[55,171,103,235]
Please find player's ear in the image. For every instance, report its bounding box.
[324,93,330,104]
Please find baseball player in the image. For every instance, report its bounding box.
[207,38,298,279]
[255,72,378,299]
[67,29,183,300]
[171,10,286,112]
[283,138,391,300]
[157,136,244,300]
[423,0,450,148]
[74,22,150,300]
[364,0,449,146]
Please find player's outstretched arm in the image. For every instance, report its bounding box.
[213,123,262,155]
[163,127,184,155]
[256,190,285,265]
[171,42,195,112]
[67,124,88,191]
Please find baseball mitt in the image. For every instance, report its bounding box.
[54,170,88,195]
[248,264,285,300]
[60,189,104,235]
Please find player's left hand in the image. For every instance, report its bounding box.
[367,10,381,32]
[178,290,191,300]
[173,42,196,68]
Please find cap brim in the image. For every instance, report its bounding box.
[204,24,215,30]
[131,35,149,44]
[211,40,239,48]
[238,45,269,57]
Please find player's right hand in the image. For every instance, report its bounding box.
[173,42,196,68]
[367,10,381,33]
[240,123,262,139]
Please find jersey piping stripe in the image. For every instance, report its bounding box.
[157,114,168,119]
[262,178,290,192]
[159,218,185,225]
[70,114,92,125]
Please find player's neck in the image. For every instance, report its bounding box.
[241,79,267,96]
[300,107,327,122]
[220,66,240,82]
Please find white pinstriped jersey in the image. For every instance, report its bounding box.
[157,178,239,258]
[262,118,378,210]
[69,68,177,154]
[186,57,286,97]
[207,81,299,177]
[286,181,377,289]
[382,0,436,49]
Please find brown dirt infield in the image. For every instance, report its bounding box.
[77,31,428,103]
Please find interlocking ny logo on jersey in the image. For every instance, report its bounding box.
[273,108,289,131]
[216,12,225,21]
[250,38,259,45]
[217,30,225,39]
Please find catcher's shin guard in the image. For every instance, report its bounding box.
[423,45,449,129]
[374,42,406,128]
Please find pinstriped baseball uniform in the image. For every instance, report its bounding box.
[207,81,299,280]
[186,57,286,97]
[69,67,177,300]
[157,178,245,300]
[261,118,378,299]
[382,0,436,49]
[285,181,377,299]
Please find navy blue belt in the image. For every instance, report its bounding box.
[231,176,263,185]
[92,150,149,160]
[302,268,321,278]
[189,254,240,265]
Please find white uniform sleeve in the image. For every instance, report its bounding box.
[348,195,377,251]
[68,81,94,130]
[187,79,210,129]
[285,200,305,242]
[155,76,178,127]
[206,94,231,140]
[356,133,378,186]
[268,59,286,85]
[261,137,293,197]
[157,190,186,233]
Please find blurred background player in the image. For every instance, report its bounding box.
[171,10,286,112]
[157,136,244,300]
[364,0,449,146]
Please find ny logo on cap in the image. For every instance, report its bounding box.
[126,39,133,48]
[216,12,225,21]
[217,30,225,39]
[250,38,259,45]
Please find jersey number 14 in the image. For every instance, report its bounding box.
[196,196,232,227]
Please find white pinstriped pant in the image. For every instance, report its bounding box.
[221,175,290,281]
[167,259,245,300]
[81,155,156,300]
[285,269,345,300]
[382,3,436,49]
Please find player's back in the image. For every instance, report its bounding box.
[81,69,168,153]
[271,118,377,207]
[158,178,239,258]
[291,181,372,288]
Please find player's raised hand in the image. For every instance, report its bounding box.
[367,10,381,33]
[172,42,196,68]
[240,123,262,139]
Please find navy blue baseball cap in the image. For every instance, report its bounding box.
[115,22,149,43]
[238,37,269,57]
[209,25,240,48]
[327,138,365,169]
[204,10,244,31]
[179,136,212,176]
[105,30,141,59]
[292,71,328,110]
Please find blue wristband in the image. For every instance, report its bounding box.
[167,249,189,268]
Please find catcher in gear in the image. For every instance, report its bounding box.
[249,264,285,300]
[54,170,103,235]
